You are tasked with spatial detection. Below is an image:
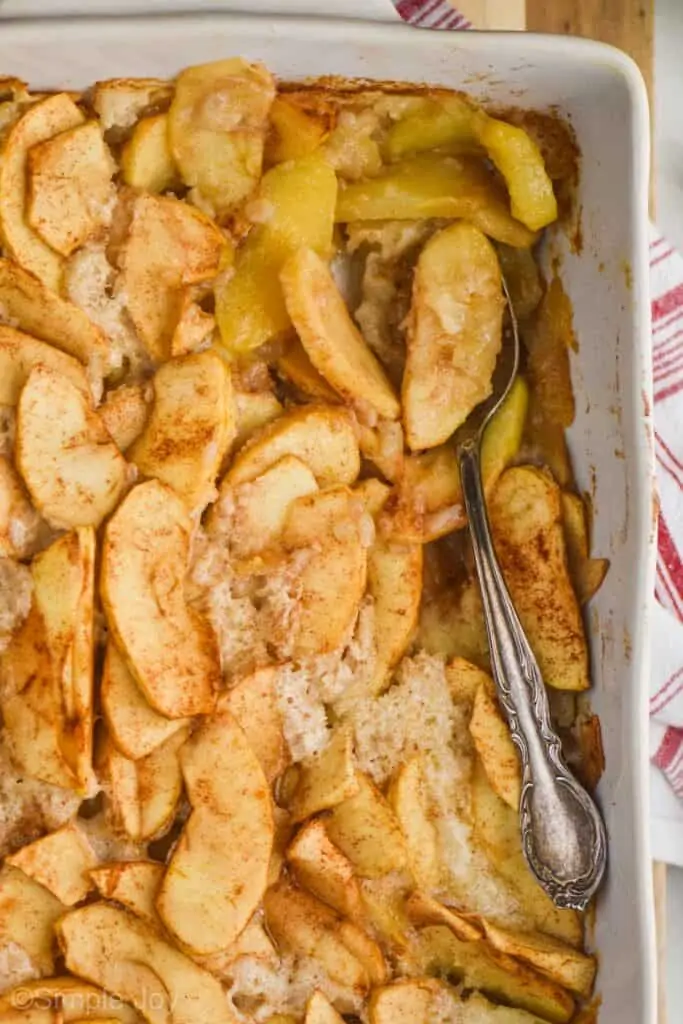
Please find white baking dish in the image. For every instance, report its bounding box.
[0,13,655,1023]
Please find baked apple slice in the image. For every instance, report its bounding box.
[27,119,116,257]
[116,192,226,361]
[57,902,239,1024]
[128,351,234,512]
[0,258,108,369]
[0,325,90,408]
[101,480,220,718]
[0,977,141,1024]
[0,93,84,289]
[2,528,96,794]
[280,247,400,420]
[16,366,127,530]
[227,404,359,489]
[489,466,590,692]
[212,454,318,559]
[101,728,189,842]
[280,487,368,658]
[402,222,504,451]
[6,821,97,905]
[121,112,179,193]
[218,667,289,783]
[0,865,64,978]
[90,860,165,927]
[101,643,189,761]
[168,58,275,215]
[305,991,346,1024]
[156,707,274,955]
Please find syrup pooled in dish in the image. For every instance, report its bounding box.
[0,61,605,1022]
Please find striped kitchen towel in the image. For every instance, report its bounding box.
[393,0,683,864]
[649,230,683,863]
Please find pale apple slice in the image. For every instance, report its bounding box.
[326,772,407,879]
[371,982,533,1024]
[99,384,152,453]
[469,682,521,810]
[281,247,400,420]
[157,707,274,955]
[168,59,275,215]
[402,222,504,451]
[337,921,387,986]
[102,727,189,841]
[283,540,367,659]
[197,916,278,980]
[215,153,336,356]
[489,466,589,691]
[2,673,79,790]
[128,351,234,511]
[356,876,412,956]
[277,334,341,403]
[369,979,452,1024]
[0,455,45,559]
[388,757,442,892]
[212,454,318,559]
[56,903,239,1024]
[305,990,346,1024]
[102,644,189,762]
[357,419,404,484]
[282,485,362,547]
[226,404,360,488]
[412,925,575,1023]
[116,193,227,361]
[27,120,116,257]
[0,864,64,977]
[382,445,465,544]
[0,93,84,289]
[560,491,609,606]
[0,258,109,369]
[404,891,483,943]
[6,821,97,905]
[218,667,289,782]
[101,480,220,718]
[366,537,422,695]
[0,324,90,407]
[264,880,370,996]
[2,528,96,794]
[16,367,127,530]
[281,487,368,658]
[121,113,179,193]
[233,389,283,451]
[170,291,215,357]
[287,726,359,823]
[446,656,496,707]
[92,78,173,133]
[0,977,142,1024]
[90,861,165,927]
[287,819,364,921]
[354,477,391,516]
[480,920,596,998]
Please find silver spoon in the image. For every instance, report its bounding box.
[456,279,607,911]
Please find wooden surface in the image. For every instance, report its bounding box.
[455,0,525,29]
[452,0,664,1020]
[526,0,653,117]
[654,861,668,1024]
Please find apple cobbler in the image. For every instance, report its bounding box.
[0,60,606,1024]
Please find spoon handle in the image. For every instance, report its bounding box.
[458,439,607,910]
